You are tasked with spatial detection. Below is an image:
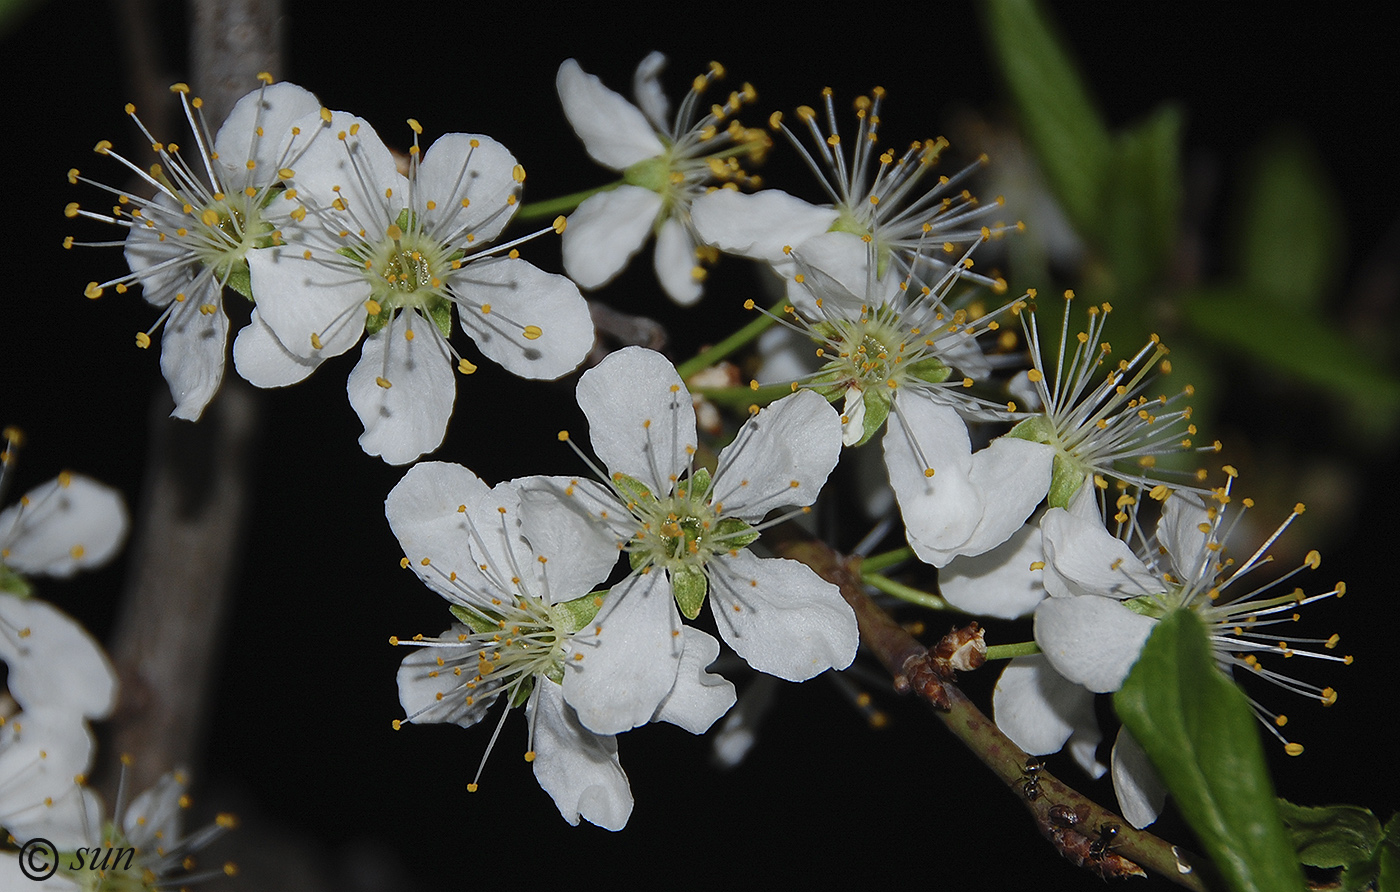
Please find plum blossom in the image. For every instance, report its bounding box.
[518,347,857,736]
[692,86,1013,298]
[234,110,593,464]
[994,478,1348,827]
[67,77,322,420]
[387,461,734,829]
[557,53,769,305]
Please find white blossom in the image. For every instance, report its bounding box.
[519,347,857,736]
[557,53,769,305]
[67,78,322,420]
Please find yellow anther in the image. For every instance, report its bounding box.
[64,202,81,218]
[1284,743,1304,756]
[376,376,392,389]
[1304,550,1321,569]
[458,358,478,375]
[84,282,104,300]
[513,164,527,183]
[552,215,567,234]
[310,333,324,350]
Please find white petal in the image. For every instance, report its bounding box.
[1041,506,1161,600]
[1157,490,1212,587]
[557,59,665,170]
[214,81,323,189]
[246,244,368,360]
[0,475,128,578]
[513,476,624,600]
[885,400,979,566]
[0,714,96,849]
[1112,727,1167,829]
[709,390,841,521]
[631,51,671,131]
[710,675,778,769]
[992,654,1097,756]
[707,550,857,681]
[561,570,683,735]
[958,435,1055,556]
[396,628,500,728]
[653,215,702,305]
[386,462,515,603]
[792,231,902,308]
[0,597,117,720]
[561,186,661,289]
[689,189,838,263]
[939,522,1046,619]
[1035,596,1156,693]
[529,680,632,830]
[347,312,454,465]
[575,346,696,495]
[232,308,320,388]
[123,193,200,304]
[159,292,229,420]
[123,771,187,848]
[651,626,735,733]
[418,133,520,244]
[283,110,402,237]
[453,258,594,380]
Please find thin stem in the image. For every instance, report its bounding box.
[986,641,1042,661]
[515,181,623,222]
[864,571,957,613]
[859,545,913,574]
[775,534,1206,891]
[675,299,786,380]
[691,382,795,408]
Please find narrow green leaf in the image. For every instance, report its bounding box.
[1276,800,1381,869]
[1114,610,1306,892]
[1376,814,1400,892]
[1233,130,1343,311]
[1100,105,1183,292]
[982,0,1112,236]
[1181,288,1400,417]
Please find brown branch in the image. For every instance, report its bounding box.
[776,535,1207,890]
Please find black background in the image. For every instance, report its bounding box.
[4,3,1396,889]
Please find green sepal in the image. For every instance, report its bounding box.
[904,355,950,385]
[0,565,33,598]
[449,603,499,635]
[848,387,891,447]
[549,589,607,636]
[394,208,415,232]
[224,259,255,301]
[508,675,535,708]
[365,304,392,336]
[623,156,670,193]
[1114,610,1306,892]
[1045,454,1088,509]
[676,467,712,502]
[713,517,759,551]
[426,297,453,339]
[1008,414,1054,444]
[807,364,848,403]
[611,472,654,508]
[671,563,708,620]
[1121,595,1168,618]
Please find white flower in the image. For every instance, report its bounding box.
[557,53,769,305]
[0,710,98,851]
[1,768,238,890]
[885,397,1053,570]
[691,86,1014,297]
[386,461,734,830]
[994,479,1348,827]
[66,77,322,420]
[519,347,857,736]
[1004,291,1216,508]
[236,111,593,464]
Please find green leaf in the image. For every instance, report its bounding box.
[1276,800,1381,869]
[671,564,708,620]
[1100,105,1183,292]
[1233,130,1343,312]
[1181,287,1400,420]
[1377,814,1400,892]
[1114,610,1306,892]
[982,0,1112,237]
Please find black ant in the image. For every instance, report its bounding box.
[1089,823,1119,861]
[1020,756,1044,801]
